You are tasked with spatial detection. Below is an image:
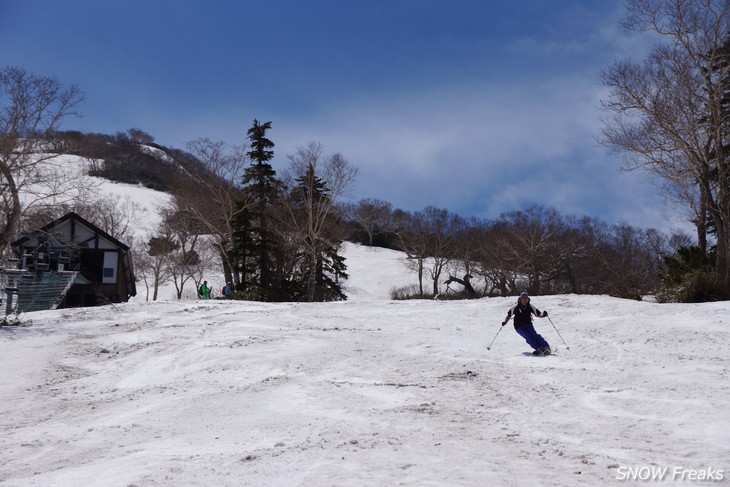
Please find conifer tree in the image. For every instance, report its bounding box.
[235,120,282,298]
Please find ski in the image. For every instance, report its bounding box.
[527,348,556,357]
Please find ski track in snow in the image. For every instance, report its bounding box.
[1,244,730,486]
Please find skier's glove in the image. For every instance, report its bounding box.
[501,320,507,326]
[543,311,548,317]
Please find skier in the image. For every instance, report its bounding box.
[199,280,211,300]
[502,292,551,355]
[223,282,232,297]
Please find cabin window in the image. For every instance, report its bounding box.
[102,252,118,283]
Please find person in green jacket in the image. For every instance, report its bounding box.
[199,280,211,299]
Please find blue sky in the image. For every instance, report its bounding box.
[0,1,690,235]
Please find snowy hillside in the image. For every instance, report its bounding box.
[17,154,167,234]
[1,243,729,486]
[49,154,174,238]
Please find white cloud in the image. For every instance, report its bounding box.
[265,71,689,236]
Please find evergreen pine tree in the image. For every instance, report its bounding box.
[236,120,282,299]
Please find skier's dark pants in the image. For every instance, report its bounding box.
[515,324,549,350]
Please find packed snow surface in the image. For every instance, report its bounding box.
[1,244,729,486]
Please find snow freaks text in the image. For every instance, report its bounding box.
[615,466,724,482]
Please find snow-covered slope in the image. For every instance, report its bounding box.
[339,242,416,301]
[19,154,173,240]
[68,154,173,238]
[1,244,729,486]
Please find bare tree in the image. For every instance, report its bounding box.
[174,138,250,288]
[347,198,394,246]
[157,205,206,299]
[421,206,459,296]
[590,222,663,298]
[393,209,430,295]
[555,215,604,294]
[127,128,155,145]
[282,142,357,301]
[599,0,730,277]
[494,206,564,295]
[0,66,85,255]
[71,194,142,243]
[131,242,154,301]
[445,217,487,298]
[144,234,176,301]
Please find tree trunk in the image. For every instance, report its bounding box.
[417,259,424,295]
[564,259,578,294]
[221,251,234,287]
[444,274,478,298]
[307,252,317,302]
[715,217,729,278]
[697,183,708,254]
[529,266,541,295]
[0,165,21,254]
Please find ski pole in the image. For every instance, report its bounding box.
[546,315,570,351]
[486,324,504,350]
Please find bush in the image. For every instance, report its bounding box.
[613,288,644,301]
[230,285,276,302]
[656,246,728,303]
[656,270,730,303]
[390,284,435,300]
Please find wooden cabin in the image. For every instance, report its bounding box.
[10,212,136,308]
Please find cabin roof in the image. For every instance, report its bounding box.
[11,211,130,251]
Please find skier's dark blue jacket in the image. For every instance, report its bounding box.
[506,301,542,328]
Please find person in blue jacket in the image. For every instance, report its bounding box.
[502,292,551,355]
